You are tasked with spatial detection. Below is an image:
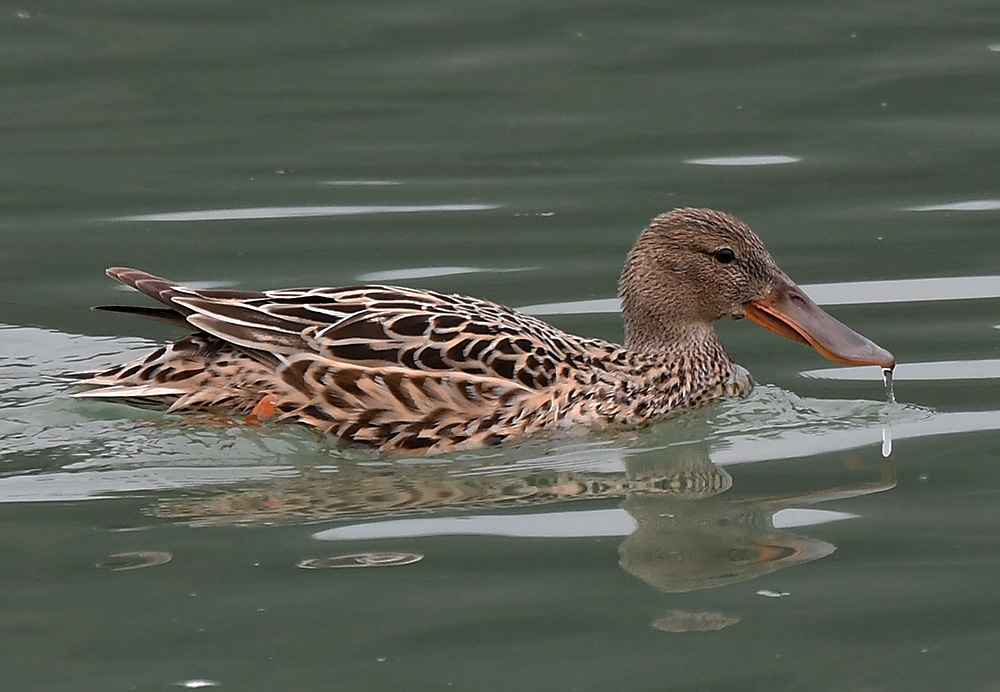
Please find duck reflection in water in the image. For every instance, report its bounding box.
[152,429,895,595]
[618,445,894,593]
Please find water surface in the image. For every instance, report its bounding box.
[3,1,1000,690]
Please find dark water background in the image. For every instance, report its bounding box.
[3,1,1000,690]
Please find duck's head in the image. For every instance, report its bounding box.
[619,208,894,368]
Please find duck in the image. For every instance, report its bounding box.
[75,207,894,454]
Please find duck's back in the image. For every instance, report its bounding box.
[77,270,633,453]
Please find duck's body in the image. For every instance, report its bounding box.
[76,208,894,453]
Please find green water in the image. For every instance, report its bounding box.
[3,1,1000,690]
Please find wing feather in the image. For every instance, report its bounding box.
[101,269,627,392]
[275,353,543,452]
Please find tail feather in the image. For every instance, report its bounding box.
[105,267,184,309]
[72,333,275,414]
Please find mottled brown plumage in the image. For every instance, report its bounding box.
[75,208,894,454]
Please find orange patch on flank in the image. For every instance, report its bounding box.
[246,393,278,426]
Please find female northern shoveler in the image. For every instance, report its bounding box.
[75,208,894,453]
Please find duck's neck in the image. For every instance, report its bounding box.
[625,323,735,384]
[617,235,741,414]
[619,233,721,354]
[620,328,741,420]
[622,307,725,356]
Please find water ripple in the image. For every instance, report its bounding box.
[519,275,1000,315]
[686,155,800,166]
[313,508,638,540]
[802,359,1000,381]
[356,265,528,282]
[908,199,1000,212]
[115,203,499,222]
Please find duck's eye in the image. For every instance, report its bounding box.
[713,248,737,264]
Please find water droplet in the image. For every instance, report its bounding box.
[297,552,423,569]
[96,551,172,571]
[882,367,895,403]
[881,426,892,458]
